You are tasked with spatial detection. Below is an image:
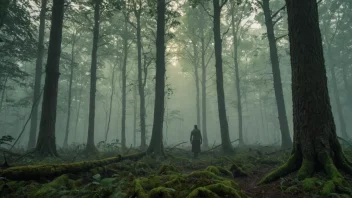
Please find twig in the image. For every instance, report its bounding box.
[165,141,187,151]
[204,139,239,153]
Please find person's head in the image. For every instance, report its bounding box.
[194,125,198,129]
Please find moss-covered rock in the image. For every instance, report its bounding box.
[205,166,232,177]
[230,164,248,177]
[158,164,179,175]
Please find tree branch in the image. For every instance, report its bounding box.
[271,4,286,19]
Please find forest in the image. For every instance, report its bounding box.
[0,0,351,197]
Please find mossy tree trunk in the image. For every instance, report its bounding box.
[261,0,292,149]
[147,0,165,155]
[28,0,47,150]
[192,42,201,128]
[259,0,352,189]
[35,0,65,157]
[86,0,101,153]
[212,0,233,153]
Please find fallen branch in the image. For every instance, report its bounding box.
[204,139,239,153]
[165,142,187,151]
[0,152,146,180]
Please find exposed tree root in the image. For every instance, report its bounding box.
[259,149,352,195]
[0,152,146,180]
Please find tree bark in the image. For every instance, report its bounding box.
[74,83,84,142]
[199,9,208,148]
[104,65,116,142]
[121,14,128,150]
[147,0,165,155]
[28,0,47,150]
[135,13,147,149]
[262,0,292,149]
[192,42,201,127]
[212,0,233,153]
[230,3,243,146]
[133,83,137,147]
[35,0,64,157]
[63,33,76,147]
[260,0,352,189]
[0,0,10,30]
[86,0,101,153]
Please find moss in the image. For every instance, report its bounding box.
[148,187,175,198]
[0,152,146,180]
[206,183,246,197]
[285,186,300,194]
[301,177,320,191]
[205,166,232,177]
[186,187,221,198]
[258,153,299,184]
[297,158,314,180]
[230,164,248,177]
[30,174,71,197]
[321,180,335,195]
[158,164,179,175]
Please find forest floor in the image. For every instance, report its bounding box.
[0,144,352,198]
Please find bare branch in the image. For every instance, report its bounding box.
[275,33,288,42]
[200,2,214,18]
[272,16,283,27]
[271,4,286,19]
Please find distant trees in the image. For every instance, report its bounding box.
[35,0,65,156]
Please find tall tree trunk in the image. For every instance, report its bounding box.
[35,0,64,157]
[147,0,165,155]
[341,65,352,110]
[28,0,47,150]
[136,14,147,149]
[262,0,292,149]
[74,84,83,142]
[63,34,76,147]
[0,76,8,111]
[230,4,243,146]
[86,0,101,153]
[104,65,116,142]
[199,9,208,148]
[212,0,233,153]
[200,37,208,148]
[329,63,348,139]
[121,14,128,150]
[133,83,137,147]
[192,42,201,127]
[260,0,352,187]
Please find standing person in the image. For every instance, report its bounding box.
[190,125,202,158]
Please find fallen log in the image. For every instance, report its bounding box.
[0,152,146,180]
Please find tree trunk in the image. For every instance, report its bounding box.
[0,76,8,112]
[28,0,47,150]
[0,0,10,30]
[341,64,352,112]
[136,14,147,149]
[86,0,101,153]
[262,0,292,149]
[63,33,76,147]
[200,37,208,148]
[212,0,233,153]
[121,14,128,150]
[329,63,348,139]
[104,65,116,142]
[74,84,83,142]
[230,4,243,146]
[35,0,64,157]
[192,42,201,127]
[133,83,137,147]
[147,0,165,155]
[260,0,352,191]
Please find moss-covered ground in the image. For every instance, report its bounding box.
[0,144,351,198]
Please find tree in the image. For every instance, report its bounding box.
[147,0,166,154]
[259,0,352,193]
[212,0,233,153]
[28,0,48,149]
[257,0,292,149]
[63,31,79,147]
[35,0,65,156]
[86,0,101,153]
